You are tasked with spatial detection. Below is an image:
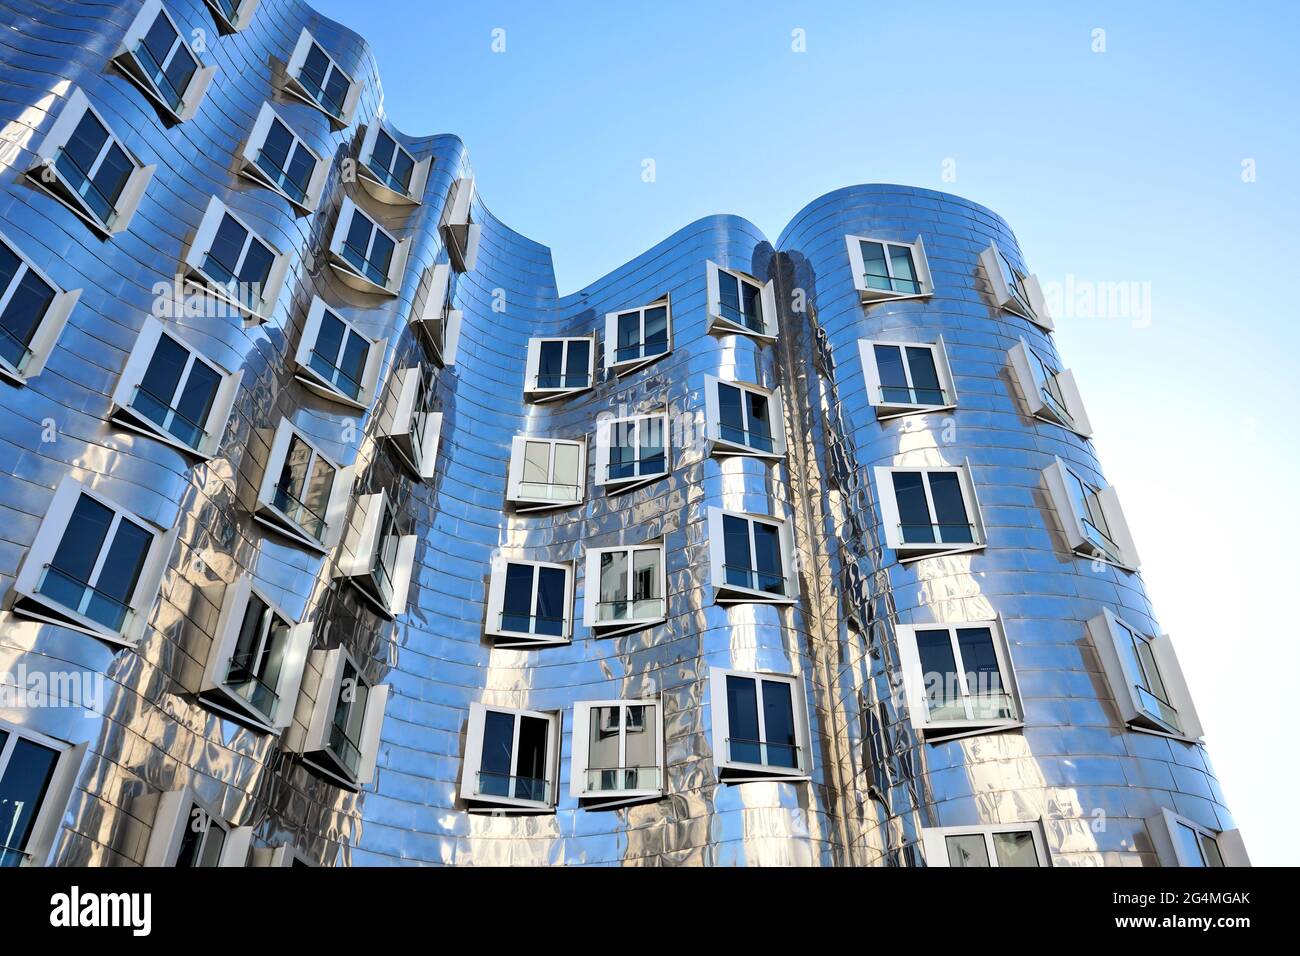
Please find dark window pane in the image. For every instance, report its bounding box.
[717,383,745,445]
[566,340,590,386]
[746,392,773,450]
[94,518,152,605]
[717,270,740,314]
[136,334,188,425]
[751,522,784,594]
[927,471,972,543]
[537,340,564,387]
[888,245,919,293]
[873,344,909,404]
[206,215,248,280]
[236,238,275,290]
[616,311,641,361]
[891,471,934,543]
[59,112,108,179]
[478,711,514,797]
[500,563,534,632]
[860,240,889,290]
[761,679,797,768]
[92,144,133,208]
[916,628,959,716]
[956,627,1003,699]
[1,267,56,369]
[0,737,60,864]
[534,566,566,636]
[643,306,668,353]
[49,494,114,585]
[514,716,549,801]
[904,346,942,404]
[725,675,760,765]
[722,514,753,589]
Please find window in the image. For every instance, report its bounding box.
[461,703,561,812]
[706,261,777,340]
[1150,809,1249,867]
[141,788,251,866]
[293,297,383,409]
[328,197,410,296]
[704,376,786,458]
[709,668,811,781]
[440,176,480,272]
[874,462,986,560]
[524,336,594,400]
[0,230,80,385]
[0,719,82,868]
[980,241,1053,330]
[604,297,671,373]
[109,316,242,457]
[862,700,891,802]
[290,646,390,789]
[859,338,956,417]
[378,365,443,480]
[706,508,797,604]
[1042,457,1139,570]
[184,196,290,322]
[570,700,664,807]
[284,27,359,126]
[896,620,1022,739]
[201,575,311,731]
[238,102,328,213]
[337,491,416,618]
[27,87,155,236]
[485,557,573,647]
[112,0,215,123]
[8,476,172,645]
[251,844,314,867]
[412,263,461,366]
[357,122,430,204]
[845,234,932,302]
[1008,338,1092,436]
[582,543,666,636]
[595,411,669,490]
[922,823,1049,868]
[203,0,260,33]
[253,419,354,552]
[506,436,586,510]
[1088,609,1202,741]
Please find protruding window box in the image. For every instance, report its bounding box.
[183,196,291,322]
[874,462,986,561]
[1148,808,1250,867]
[845,234,933,303]
[704,376,786,459]
[289,646,390,790]
[595,411,669,492]
[525,335,594,402]
[27,87,156,237]
[335,491,416,619]
[109,316,241,459]
[506,436,585,511]
[112,0,215,124]
[710,668,811,782]
[706,507,798,605]
[253,419,354,553]
[1088,609,1201,742]
[440,176,480,272]
[411,263,461,366]
[583,543,666,637]
[203,0,260,34]
[604,296,671,375]
[140,787,252,867]
[378,365,443,480]
[356,121,430,205]
[461,702,561,813]
[859,338,957,419]
[485,557,573,648]
[980,241,1053,330]
[293,297,383,410]
[571,699,665,808]
[705,261,778,341]
[238,102,329,213]
[1008,338,1092,437]
[283,27,360,128]
[0,719,86,868]
[0,229,81,386]
[328,197,409,296]
[1042,457,1139,570]
[6,476,174,647]
[922,822,1050,867]
[200,575,311,732]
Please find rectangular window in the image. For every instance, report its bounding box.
[203,0,260,33]
[254,419,353,552]
[506,436,585,510]
[113,0,215,122]
[239,103,327,212]
[294,297,382,408]
[525,336,594,398]
[284,28,358,124]
[979,242,1053,330]
[184,196,289,321]
[485,558,573,646]
[337,491,417,618]
[709,668,810,781]
[0,230,80,384]
[897,620,1022,738]
[859,338,956,416]
[461,703,561,812]
[845,234,932,302]
[704,376,785,458]
[706,262,777,339]
[583,543,666,634]
[357,123,430,204]
[1151,809,1248,867]
[922,823,1049,868]
[874,462,986,559]
[604,298,671,372]
[0,722,69,868]
[1088,609,1202,741]
[1008,338,1092,437]
[570,700,664,805]
[378,364,443,480]
[291,647,389,790]
[412,263,462,366]
[141,788,252,866]
[440,175,480,272]
[1042,457,1139,569]
[595,411,669,489]
[706,507,797,604]
[328,197,409,296]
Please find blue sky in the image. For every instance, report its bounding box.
[313,0,1300,864]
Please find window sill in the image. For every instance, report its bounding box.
[597,470,668,493]
[917,719,1024,744]
[717,762,810,784]
[252,504,331,554]
[183,271,270,323]
[293,366,371,411]
[199,685,279,735]
[111,402,215,460]
[237,160,316,215]
[8,590,140,649]
[524,384,592,404]
[25,167,116,239]
[856,286,931,305]
[713,582,796,606]
[507,495,584,513]
[874,401,956,422]
[590,615,665,638]
[281,78,349,129]
[300,751,364,792]
[357,167,420,206]
[486,628,572,649]
[894,541,985,564]
[327,254,397,297]
[608,350,670,377]
[706,312,776,342]
[464,794,556,814]
[707,437,785,461]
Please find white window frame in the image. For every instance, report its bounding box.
[283,27,360,126]
[922,821,1051,868]
[709,667,811,782]
[27,87,156,237]
[7,475,174,646]
[377,365,443,480]
[703,376,787,459]
[603,295,672,374]
[980,241,1053,330]
[0,228,81,385]
[251,844,314,867]
[524,335,596,401]
[858,337,957,418]
[294,646,390,790]
[594,410,670,491]
[582,542,667,636]
[896,618,1023,740]
[705,261,778,340]
[292,296,384,410]
[1008,338,1092,437]
[1149,808,1249,867]
[203,0,260,33]
[845,233,933,303]
[460,702,561,813]
[506,435,586,511]
[440,176,480,272]
[238,102,329,213]
[335,490,416,619]
[1042,457,1139,570]
[201,574,312,731]
[356,120,431,205]
[411,263,461,366]
[327,196,410,297]
[0,718,85,867]
[183,195,291,322]
[484,556,574,648]
[1087,608,1202,742]
[705,507,798,605]
[112,0,215,123]
[874,461,986,560]
[253,418,354,553]
[570,699,665,807]
[109,316,242,458]
[141,787,252,867]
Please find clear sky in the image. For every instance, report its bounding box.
[312,0,1300,864]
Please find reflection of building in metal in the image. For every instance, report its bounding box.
[0,0,1243,868]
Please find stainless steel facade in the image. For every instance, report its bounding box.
[0,0,1238,866]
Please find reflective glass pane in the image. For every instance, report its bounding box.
[566,339,590,386]
[873,344,909,404]
[534,566,567,636]
[514,715,549,802]
[904,346,942,404]
[992,830,1040,867]
[624,704,656,785]
[588,705,621,787]
[956,626,1006,708]
[722,514,753,589]
[946,834,991,867]
[751,522,783,594]
[927,471,972,543]
[0,736,59,865]
[916,629,960,719]
[478,710,515,798]
[500,563,534,632]
[860,240,889,290]
[725,675,760,765]
[891,471,934,543]
[761,679,798,768]
[598,550,628,620]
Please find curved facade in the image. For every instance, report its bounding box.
[0,0,1239,867]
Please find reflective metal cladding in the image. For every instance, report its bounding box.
[0,0,1241,867]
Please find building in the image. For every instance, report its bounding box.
[0,0,1243,867]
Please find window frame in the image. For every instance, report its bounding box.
[283,27,360,126]
[858,337,957,418]
[1087,608,1202,742]
[183,195,291,322]
[296,646,390,790]
[253,418,355,553]
[709,667,812,782]
[844,233,933,303]
[980,241,1053,330]
[922,821,1051,868]
[524,335,596,401]
[603,295,672,374]
[440,176,480,272]
[484,556,574,647]
[238,102,329,213]
[111,0,216,124]
[706,506,798,605]
[292,296,384,410]
[506,435,587,511]
[570,698,665,807]
[335,490,417,619]
[1008,338,1092,437]
[703,376,787,459]
[1150,808,1249,867]
[327,196,410,297]
[582,542,667,636]
[705,261,778,341]
[460,702,562,813]
[411,263,462,366]
[203,0,260,34]
[0,717,84,868]
[0,228,81,386]
[378,365,443,480]
[594,410,671,491]
[874,461,987,561]
[1042,457,1140,570]
[356,121,431,205]
[141,787,252,867]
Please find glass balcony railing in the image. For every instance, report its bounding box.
[476,771,549,803]
[0,324,33,375]
[199,255,263,313]
[131,384,208,449]
[585,766,660,793]
[224,653,279,718]
[925,692,1015,723]
[863,270,921,295]
[1136,686,1182,734]
[327,720,363,777]
[132,41,187,111]
[499,611,567,638]
[294,71,345,118]
[307,349,364,400]
[606,452,666,481]
[54,150,116,227]
[716,301,765,334]
[0,845,30,868]
[722,565,787,597]
[35,564,132,632]
[718,422,774,453]
[340,244,390,288]
[515,480,581,502]
[614,339,668,363]
[534,372,590,390]
[726,737,800,770]
[270,485,327,542]
[899,521,976,546]
[595,597,664,622]
[364,160,411,195]
[878,384,948,407]
[255,151,308,204]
